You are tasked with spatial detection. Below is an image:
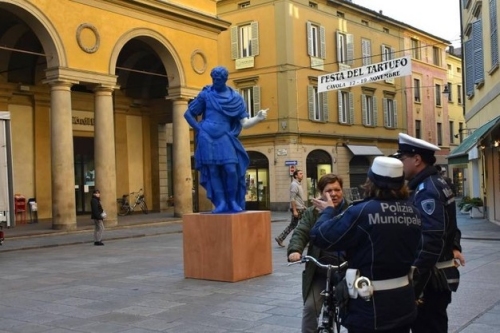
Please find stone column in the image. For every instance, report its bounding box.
[94,85,117,227]
[49,81,77,230]
[172,98,193,216]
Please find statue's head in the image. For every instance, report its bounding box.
[210,66,229,92]
[211,66,229,81]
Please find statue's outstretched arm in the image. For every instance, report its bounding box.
[241,108,268,129]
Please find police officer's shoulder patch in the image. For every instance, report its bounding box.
[421,199,436,215]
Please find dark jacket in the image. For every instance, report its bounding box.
[311,198,422,331]
[408,165,461,294]
[90,195,103,220]
[287,200,349,303]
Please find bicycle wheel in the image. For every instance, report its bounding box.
[118,203,130,216]
[317,306,334,333]
[140,200,148,214]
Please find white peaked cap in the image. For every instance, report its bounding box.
[398,133,440,155]
[368,156,404,190]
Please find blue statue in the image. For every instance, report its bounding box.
[184,66,268,213]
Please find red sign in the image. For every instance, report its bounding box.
[289,165,296,176]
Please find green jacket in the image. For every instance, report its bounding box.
[287,200,350,303]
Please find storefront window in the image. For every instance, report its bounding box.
[246,151,270,210]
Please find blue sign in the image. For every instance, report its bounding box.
[285,160,298,166]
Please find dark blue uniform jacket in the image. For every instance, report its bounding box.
[408,166,461,294]
[311,198,422,331]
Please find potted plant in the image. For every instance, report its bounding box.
[458,196,472,214]
[461,197,484,218]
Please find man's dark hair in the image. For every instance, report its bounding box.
[293,169,301,179]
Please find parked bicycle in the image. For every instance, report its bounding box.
[289,255,348,333]
[117,188,148,216]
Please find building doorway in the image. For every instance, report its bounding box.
[74,137,95,214]
[245,151,270,210]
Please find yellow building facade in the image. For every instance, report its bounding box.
[0,0,229,228]
[217,0,455,209]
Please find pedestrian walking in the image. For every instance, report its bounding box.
[393,133,465,333]
[90,189,105,246]
[275,169,306,247]
[287,173,349,333]
[310,156,422,333]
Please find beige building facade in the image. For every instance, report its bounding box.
[0,0,229,228]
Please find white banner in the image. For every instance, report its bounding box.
[318,56,412,93]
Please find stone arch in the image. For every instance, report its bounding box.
[1,0,66,68]
[306,149,332,180]
[109,28,183,89]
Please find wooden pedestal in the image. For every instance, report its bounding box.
[183,211,272,282]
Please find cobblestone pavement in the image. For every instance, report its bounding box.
[0,210,499,332]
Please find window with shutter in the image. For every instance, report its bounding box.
[230,22,260,60]
[361,38,371,66]
[362,94,376,126]
[308,23,324,58]
[383,98,397,128]
[240,86,261,118]
[338,91,350,124]
[308,86,328,122]
[337,32,353,65]
[381,45,395,83]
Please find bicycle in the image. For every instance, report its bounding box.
[289,255,348,333]
[117,188,148,216]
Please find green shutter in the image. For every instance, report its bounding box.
[307,22,313,56]
[383,98,388,126]
[362,94,367,125]
[362,39,371,65]
[322,92,329,122]
[349,92,354,124]
[347,34,354,66]
[393,100,398,128]
[336,31,341,63]
[337,90,343,123]
[251,21,259,56]
[308,86,315,120]
[253,86,261,115]
[320,26,326,59]
[231,26,239,59]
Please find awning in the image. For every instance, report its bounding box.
[345,144,383,156]
[448,116,500,164]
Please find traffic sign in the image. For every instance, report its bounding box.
[285,160,297,166]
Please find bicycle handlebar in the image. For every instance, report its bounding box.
[288,255,348,270]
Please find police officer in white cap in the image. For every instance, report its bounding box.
[311,157,422,333]
[393,133,465,333]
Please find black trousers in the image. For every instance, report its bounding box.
[411,289,452,333]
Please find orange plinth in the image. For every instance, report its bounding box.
[182,210,272,282]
